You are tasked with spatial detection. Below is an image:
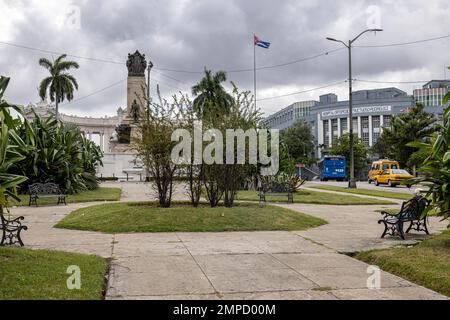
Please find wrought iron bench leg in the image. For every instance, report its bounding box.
[406,221,414,234]
[1,230,5,246]
[397,222,405,240]
[378,220,388,238]
[422,218,430,235]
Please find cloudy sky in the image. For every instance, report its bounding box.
[1,0,449,118]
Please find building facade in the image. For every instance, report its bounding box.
[262,100,318,130]
[263,81,450,158]
[413,80,450,120]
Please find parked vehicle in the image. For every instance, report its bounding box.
[319,155,346,181]
[368,160,414,187]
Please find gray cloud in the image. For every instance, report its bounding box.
[0,0,449,118]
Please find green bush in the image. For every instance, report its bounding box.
[13,114,103,194]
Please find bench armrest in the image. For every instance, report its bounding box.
[380,211,399,219]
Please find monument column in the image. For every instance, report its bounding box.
[125,50,147,123]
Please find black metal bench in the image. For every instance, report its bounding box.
[1,208,27,246]
[28,183,67,207]
[259,182,294,204]
[378,196,430,240]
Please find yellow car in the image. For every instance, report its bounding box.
[369,160,414,187]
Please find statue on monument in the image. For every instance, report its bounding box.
[126,50,147,77]
[130,99,141,123]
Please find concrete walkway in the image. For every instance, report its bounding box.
[9,182,448,300]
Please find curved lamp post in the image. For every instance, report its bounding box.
[326,28,383,189]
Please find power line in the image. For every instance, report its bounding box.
[61,78,126,106]
[0,40,344,75]
[2,33,449,78]
[354,79,429,84]
[152,69,190,85]
[354,34,450,48]
[154,48,346,74]
[257,80,347,101]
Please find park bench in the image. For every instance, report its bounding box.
[28,183,68,207]
[0,208,27,246]
[259,182,294,204]
[378,196,430,240]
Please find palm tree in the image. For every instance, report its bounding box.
[38,54,79,121]
[191,69,233,121]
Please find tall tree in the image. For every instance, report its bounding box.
[280,120,315,165]
[38,54,79,121]
[330,134,369,178]
[191,69,233,122]
[372,104,436,170]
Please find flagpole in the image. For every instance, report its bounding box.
[253,34,257,109]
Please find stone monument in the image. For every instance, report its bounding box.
[110,50,148,152]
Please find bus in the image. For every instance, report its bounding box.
[319,155,346,181]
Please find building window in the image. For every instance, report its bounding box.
[323,120,330,147]
[361,116,370,147]
[383,115,392,129]
[340,118,348,136]
[352,117,358,135]
[331,119,339,143]
[372,115,381,145]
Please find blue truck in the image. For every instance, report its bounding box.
[319,155,347,181]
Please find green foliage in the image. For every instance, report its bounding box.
[372,104,437,170]
[134,88,183,207]
[330,133,369,177]
[38,54,79,117]
[192,69,234,123]
[408,82,450,224]
[190,71,261,208]
[13,114,103,194]
[0,77,28,208]
[260,174,306,192]
[280,120,315,166]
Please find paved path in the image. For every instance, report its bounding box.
[9,182,448,300]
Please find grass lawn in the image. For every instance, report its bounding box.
[356,229,450,297]
[237,190,396,205]
[8,187,122,207]
[0,247,108,300]
[55,202,327,233]
[309,185,411,200]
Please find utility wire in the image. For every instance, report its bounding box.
[0,40,344,75]
[61,78,126,106]
[257,80,347,101]
[354,34,450,48]
[154,48,346,74]
[354,79,429,84]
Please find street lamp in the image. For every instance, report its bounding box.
[146,59,154,122]
[326,28,383,189]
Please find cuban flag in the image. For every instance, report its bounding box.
[254,35,270,49]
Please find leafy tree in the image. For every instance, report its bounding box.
[409,72,450,226]
[38,54,79,120]
[372,104,436,170]
[280,120,315,165]
[134,88,184,208]
[330,134,369,178]
[191,69,234,123]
